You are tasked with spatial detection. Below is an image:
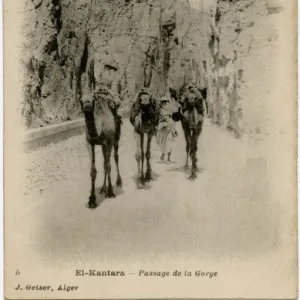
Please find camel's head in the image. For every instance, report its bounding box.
[137,90,157,123]
[181,82,205,106]
[186,83,207,100]
[140,93,151,106]
[139,90,152,106]
[186,90,198,105]
[80,93,94,113]
[138,90,154,113]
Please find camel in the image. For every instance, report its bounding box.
[130,90,159,187]
[130,89,181,187]
[170,85,207,180]
[80,88,122,209]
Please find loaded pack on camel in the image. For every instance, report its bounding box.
[169,83,208,180]
[80,86,123,209]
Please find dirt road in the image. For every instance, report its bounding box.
[10,119,279,269]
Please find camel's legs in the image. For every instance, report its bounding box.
[114,141,122,187]
[86,141,97,209]
[134,132,145,185]
[185,143,190,170]
[167,151,172,162]
[114,121,122,187]
[145,133,153,182]
[140,133,145,184]
[195,121,203,173]
[189,129,197,180]
[189,123,202,179]
[184,129,190,171]
[134,132,142,183]
[100,145,107,194]
[182,124,190,170]
[204,98,208,116]
[104,143,115,198]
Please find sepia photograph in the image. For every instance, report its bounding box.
[4,0,297,299]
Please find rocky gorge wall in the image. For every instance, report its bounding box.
[207,0,285,138]
[20,0,286,142]
[21,0,211,128]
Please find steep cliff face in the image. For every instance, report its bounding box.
[21,0,284,139]
[208,0,284,138]
[21,0,89,127]
[21,0,211,128]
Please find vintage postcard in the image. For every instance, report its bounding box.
[3,0,297,299]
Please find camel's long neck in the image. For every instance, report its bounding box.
[140,103,157,124]
[84,100,113,143]
[186,102,196,111]
[84,111,99,141]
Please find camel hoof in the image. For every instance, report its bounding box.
[88,202,97,209]
[116,177,122,187]
[189,174,197,180]
[100,186,107,194]
[137,177,145,186]
[88,196,97,209]
[145,173,153,182]
[137,181,145,189]
[105,189,116,198]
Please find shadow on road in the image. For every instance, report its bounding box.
[167,165,206,175]
[84,186,125,209]
[156,160,176,165]
[131,171,161,190]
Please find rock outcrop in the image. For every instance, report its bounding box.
[21,0,211,128]
[207,0,284,138]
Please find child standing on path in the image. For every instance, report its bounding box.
[156,96,178,163]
